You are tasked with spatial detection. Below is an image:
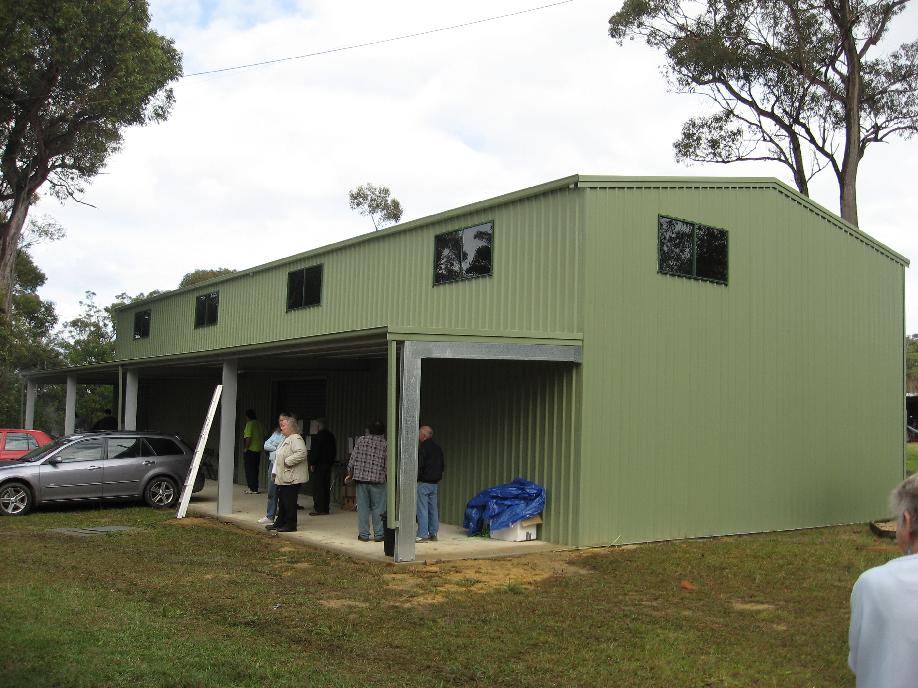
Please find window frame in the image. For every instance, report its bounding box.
[133,309,151,340]
[432,220,495,286]
[657,214,729,286]
[286,264,324,312]
[194,291,219,328]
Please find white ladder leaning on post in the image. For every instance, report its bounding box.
[176,385,223,519]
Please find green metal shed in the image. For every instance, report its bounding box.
[24,174,907,561]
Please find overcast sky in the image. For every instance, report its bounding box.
[30,0,918,332]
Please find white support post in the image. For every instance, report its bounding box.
[64,375,77,435]
[218,359,238,516]
[25,380,37,430]
[124,369,139,431]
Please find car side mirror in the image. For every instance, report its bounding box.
[45,457,61,466]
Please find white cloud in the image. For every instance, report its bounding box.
[31,0,918,333]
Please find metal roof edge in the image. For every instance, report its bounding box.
[26,327,391,379]
[113,174,583,312]
[24,360,123,379]
[577,175,909,267]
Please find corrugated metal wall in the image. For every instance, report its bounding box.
[576,184,905,546]
[114,187,583,360]
[419,359,582,545]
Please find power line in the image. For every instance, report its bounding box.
[183,1,574,78]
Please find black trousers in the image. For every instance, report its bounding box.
[275,484,300,530]
[243,450,261,491]
[311,464,332,513]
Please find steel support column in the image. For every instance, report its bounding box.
[24,380,37,429]
[394,342,422,563]
[64,376,77,435]
[123,369,139,430]
[218,359,238,516]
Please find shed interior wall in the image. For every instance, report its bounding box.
[419,359,581,545]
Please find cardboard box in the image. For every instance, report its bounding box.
[490,514,543,542]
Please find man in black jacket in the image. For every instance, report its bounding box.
[416,425,444,542]
[308,418,337,515]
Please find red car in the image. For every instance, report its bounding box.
[0,429,53,460]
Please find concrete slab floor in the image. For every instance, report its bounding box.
[186,481,559,564]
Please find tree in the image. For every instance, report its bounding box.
[348,183,404,230]
[59,291,115,367]
[0,0,183,313]
[608,0,918,225]
[908,334,918,394]
[178,268,236,288]
[0,246,63,428]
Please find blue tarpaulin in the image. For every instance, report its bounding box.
[463,478,545,536]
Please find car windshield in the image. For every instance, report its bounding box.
[18,437,68,462]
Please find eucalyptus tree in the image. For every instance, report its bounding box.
[609,0,918,225]
[0,0,183,312]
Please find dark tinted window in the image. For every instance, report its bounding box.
[287,265,323,311]
[658,216,728,285]
[695,224,729,282]
[133,309,151,339]
[5,433,37,451]
[145,437,184,457]
[107,438,143,459]
[434,221,493,285]
[57,439,104,463]
[194,292,219,328]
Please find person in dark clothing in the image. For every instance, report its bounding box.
[92,410,117,431]
[415,425,444,542]
[308,417,337,515]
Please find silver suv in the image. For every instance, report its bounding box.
[0,432,205,516]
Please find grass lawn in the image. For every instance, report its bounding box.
[0,505,900,688]
[907,442,918,474]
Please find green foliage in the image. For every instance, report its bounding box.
[59,291,115,367]
[608,0,918,225]
[0,0,183,311]
[0,246,63,428]
[178,268,236,288]
[907,334,918,394]
[348,183,404,230]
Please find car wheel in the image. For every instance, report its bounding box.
[144,476,179,509]
[0,482,33,516]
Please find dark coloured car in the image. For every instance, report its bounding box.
[0,431,205,516]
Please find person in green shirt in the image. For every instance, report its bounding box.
[242,409,265,494]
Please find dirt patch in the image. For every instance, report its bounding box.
[381,550,594,607]
[732,602,775,612]
[166,517,240,533]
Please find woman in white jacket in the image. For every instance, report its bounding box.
[266,413,308,533]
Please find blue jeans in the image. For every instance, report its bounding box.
[416,482,439,538]
[265,476,278,520]
[356,482,386,539]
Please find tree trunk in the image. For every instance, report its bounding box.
[0,195,31,315]
[837,0,861,226]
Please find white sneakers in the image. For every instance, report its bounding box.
[257,516,272,524]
